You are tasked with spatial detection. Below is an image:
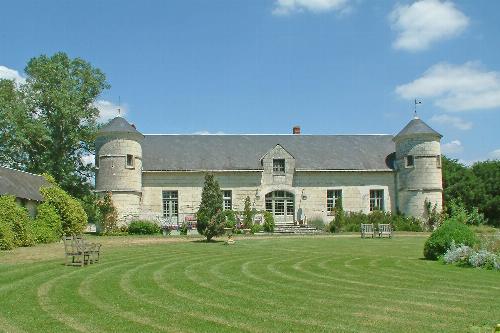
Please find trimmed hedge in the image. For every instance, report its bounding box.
[32,202,63,244]
[40,184,87,235]
[128,220,161,235]
[423,219,478,260]
[0,195,33,248]
[0,223,15,250]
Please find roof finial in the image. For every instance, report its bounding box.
[414,99,422,119]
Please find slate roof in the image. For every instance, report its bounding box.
[98,116,143,137]
[142,135,396,171]
[0,167,50,201]
[394,117,442,140]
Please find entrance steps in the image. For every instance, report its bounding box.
[273,222,322,234]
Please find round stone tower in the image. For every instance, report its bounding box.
[95,116,144,223]
[393,117,443,220]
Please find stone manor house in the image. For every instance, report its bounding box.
[95,116,443,226]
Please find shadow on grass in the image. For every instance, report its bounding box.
[190,239,225,244]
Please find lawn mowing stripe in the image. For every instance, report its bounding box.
[35,251,183,333]
[0,314,27,333]
[122,252,260,332]
[177,252,359,332]
[243,253,472,329]
[127,254,269,333]
[78,259,186,333]
[127,251,312,333]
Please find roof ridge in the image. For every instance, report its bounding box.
[0,165,45,178]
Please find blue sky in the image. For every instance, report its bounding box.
[1,0,499,163]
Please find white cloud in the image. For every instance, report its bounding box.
[441,140,463,154]
[489,149,500,160]
[94,100,128,123]
[0,65,26,85]
[272,0,350,16]
[389,0,469,52]
[396,62,500,112]
[429,114,472,130]
[81,154,95,166]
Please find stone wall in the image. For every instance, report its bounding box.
[140,170,395,225]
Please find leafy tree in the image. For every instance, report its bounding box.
[471,160,500,226]
[441,156,500,226]
[0,52,109,198]
[196,174,224,241]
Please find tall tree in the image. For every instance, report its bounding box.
[0,52,109,198]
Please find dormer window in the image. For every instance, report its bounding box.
[273,159,285,173]
[126,154,135,168]
[405,155,414,168]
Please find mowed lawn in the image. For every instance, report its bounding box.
[0,235,499,333]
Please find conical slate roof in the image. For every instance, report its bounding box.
[97,116,142,137]
[394,117,442,141]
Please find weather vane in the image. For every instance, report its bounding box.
[117,96,121,117]
[414,99,422,118]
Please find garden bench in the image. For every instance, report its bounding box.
[63,236,101,267]
[360,223,375,238]
[378,224,393,238]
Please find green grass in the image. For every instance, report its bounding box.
[0,235,499,332]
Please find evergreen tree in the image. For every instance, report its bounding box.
[196,174,224,241]
[243,196,253,228]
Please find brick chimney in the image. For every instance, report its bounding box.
[292,126,301,135]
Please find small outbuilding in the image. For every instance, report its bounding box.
[0,166,50,217]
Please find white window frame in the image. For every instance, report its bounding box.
[222,190,232,211]
[369,189,384,211]
[162,191,178,218]
[326,189,342,215]
[273,159,285,173]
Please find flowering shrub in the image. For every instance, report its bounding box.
[443,241,500,271]
[468,250,498,270]
[443,241,473,266]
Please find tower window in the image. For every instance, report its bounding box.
[95,155,99,168]
[369,190,384,211]
[436,155,442,168]
[126,154,134,168]
[273,159,285,173]
[326,190,342,215]
[405,155,414,168]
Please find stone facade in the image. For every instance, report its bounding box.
[95,116,443,225]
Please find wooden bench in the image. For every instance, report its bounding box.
[378,224,393,238]
[360,223,375,238]
[63,236,101,267]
